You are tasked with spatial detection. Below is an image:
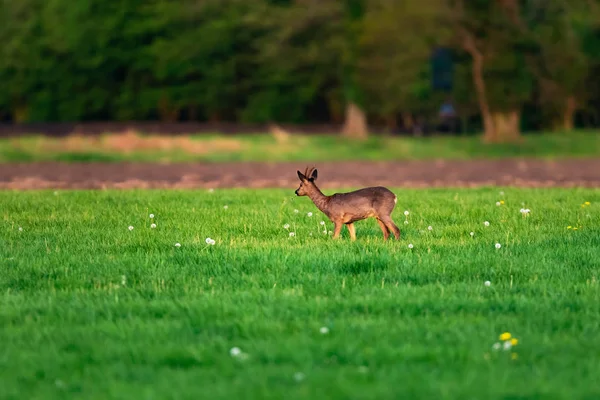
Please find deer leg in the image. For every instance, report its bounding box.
[382,217,401,240]
[376,218,390,240]
[332,221,343,239]
[346,222,357,241]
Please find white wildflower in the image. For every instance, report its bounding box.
[18,227,23,232]
[121,275,127,286]
[230,347,242,357]
[150,223,157,229]
[320,221,325,226]
[484,221,490,227]
[223,205,228,210]
[289,232,296,237]
[175,243,181,247]
[149,213,154,219]
[307,212,313,217]
[404,210,409,216]
[205,238,215,245]
[495,243,501,249]
[484,281,491,287]
[428,226,433,231]
[319,326,329,334]
[492,342,501,351]
[283,223,290,230]
[128,226,134,231]
[496,202,501,206]
[293,372,305,382]
[208,188,214,193]
[408,243,414,249]
[323,230,327,234]
[294,209,299,214]
[404,220,409,225]
[503,341,512,351]
[470,232,474,237]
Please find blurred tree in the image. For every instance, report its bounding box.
[256,0,370,138]
[140,0,262,122]
[449,0,537,143]
[241,0,332,123]
[524,0,600,132]
[0,0,150,122]
[358,0,452,131]
[0,0,598,136]
[0,0,44,122]
[40,0,145,121]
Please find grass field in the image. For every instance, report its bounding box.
[1,187,600,399]
[1,130,600,163]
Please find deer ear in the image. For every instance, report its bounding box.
[297,170,307,181]
[310,169,318,181]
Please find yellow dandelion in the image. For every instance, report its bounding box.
[511,352,518,360]
[499,332,511,341]
[567,226,572,229]
[584,201,590,205]
[500,200,505,204]
[510,338,518,346]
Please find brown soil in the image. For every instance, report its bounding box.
[1,159,600,190]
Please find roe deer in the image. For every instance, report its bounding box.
[294,167,401,241]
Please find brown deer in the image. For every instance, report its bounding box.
[294,167,401,241]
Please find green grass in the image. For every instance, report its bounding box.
[1,187,600,399]
[1,130,600,163]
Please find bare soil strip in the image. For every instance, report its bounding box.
[1,160,600,190]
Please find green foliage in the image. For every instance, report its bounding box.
[1,188,600,398]
[358,0,451,116]
[0,0,599,128]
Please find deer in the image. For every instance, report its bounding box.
[294,167,401,241]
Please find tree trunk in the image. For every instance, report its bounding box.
[13,104,29,123]
[385,114,397,133]
[485,110,521,143]
[327,95,344,124]
[209,112,221,123]
[401,113,414,131]
[188,105,197,121]
[158,96,180,122]
[342,102,368,139]
[562,96,577,132]
[462,33,497,142]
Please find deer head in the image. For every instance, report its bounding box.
[295,167,318,196]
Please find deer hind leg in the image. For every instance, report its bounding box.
[376,218,390,240]
[346,222,357,241]
[381,216,401,240]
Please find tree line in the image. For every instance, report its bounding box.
[1,0,599,142]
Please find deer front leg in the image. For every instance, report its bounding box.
[332,221,343,239]
[346,222,356,241]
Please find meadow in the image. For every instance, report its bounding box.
[1,130,600,163]
[1,187,600,399]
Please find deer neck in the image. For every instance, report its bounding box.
[307,186,329,213]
